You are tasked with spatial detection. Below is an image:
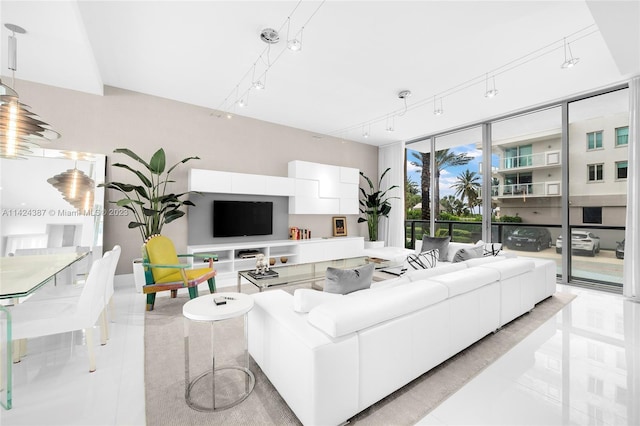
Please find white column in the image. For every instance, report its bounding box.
[378,141,405,248]
[623,76,640,299]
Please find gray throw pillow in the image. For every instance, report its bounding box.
[422,235,451,262]
[324,263,375,295]
[452,245,485,263]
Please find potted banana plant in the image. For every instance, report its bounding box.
[99,148,200,291]
[358,167,399,247]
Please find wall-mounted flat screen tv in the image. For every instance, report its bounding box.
[213,200,273,237]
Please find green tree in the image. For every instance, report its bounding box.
[405,177,421,216]
[410,149,472,221]
[452,169,481,214]
[440,194,469,216]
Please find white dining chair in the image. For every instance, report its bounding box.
[9,253,111,372]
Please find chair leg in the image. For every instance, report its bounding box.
[99,310,108,345]
[207,277,216,294]
[146,293,156,311]
[170,289,178,298]
[85,327,96,373]
[188,286,198,299]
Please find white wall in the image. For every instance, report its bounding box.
[11,80,378,273]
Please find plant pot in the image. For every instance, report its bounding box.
[132,258,146,293]
[364,241,385,249]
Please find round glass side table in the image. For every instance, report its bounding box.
[182,292,255,411]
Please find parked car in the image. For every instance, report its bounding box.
[616,239,625,259]
[505,227,552,251]
[556,231,601,256]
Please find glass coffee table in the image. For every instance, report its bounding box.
[237,256,397,293]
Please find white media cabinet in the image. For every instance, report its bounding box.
[187,236,365,288]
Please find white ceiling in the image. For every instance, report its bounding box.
[0,1,639,147]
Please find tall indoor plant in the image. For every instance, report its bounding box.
[100,148,200,242]
[100,148,200,292]
[358,167,399,242]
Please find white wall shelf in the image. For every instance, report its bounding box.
[188,160,359,215]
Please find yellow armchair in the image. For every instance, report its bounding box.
[142,235,217,311]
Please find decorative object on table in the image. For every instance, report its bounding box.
[358,167,399,242]
[332,216,347,237]
[141,235,217,311]
[99,148,200,242]
[269,257,276,266]
[280,256,288,264]
[255,254,269,274]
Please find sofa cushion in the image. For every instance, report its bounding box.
[405,262,468,281]
[452,245,484,262]
[293,288,343,313]
[308,280,448,338]
[404,249,438,271]
[464,255,507,268]
[421,236,451,261]
[476,258,535,280]
[370,275,411,290]
[428,267,501,297]
[445,242,476,262]
[324,263,375,295]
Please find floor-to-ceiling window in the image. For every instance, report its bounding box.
[405,84,629,290]
[567,88,629,288]
[491,107,563,274]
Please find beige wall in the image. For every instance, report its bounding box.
[13,80,378,273]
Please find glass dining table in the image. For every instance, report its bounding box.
[0,251,90,410]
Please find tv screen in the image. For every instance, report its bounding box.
[213,200,273,237]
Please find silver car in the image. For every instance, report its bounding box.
[556,231,601,256]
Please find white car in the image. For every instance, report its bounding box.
[556,231,601,256]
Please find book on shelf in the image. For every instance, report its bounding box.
[289,227,311,240]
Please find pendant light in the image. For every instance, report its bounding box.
[1,24,60,160]
[561,37,580,69]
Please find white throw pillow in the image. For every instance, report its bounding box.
[292,289,342,313]
[404,249,439,271]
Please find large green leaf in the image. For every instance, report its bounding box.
[112,163,152,187]
[167,156,200,174]
[164,210,185,223]
[149,149,166,174]
[114,148,152,172]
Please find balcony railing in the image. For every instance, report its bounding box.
[497,150,561,172]
[479,181,562,198]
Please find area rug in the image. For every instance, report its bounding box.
[144,287,576,425]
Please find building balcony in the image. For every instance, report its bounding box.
[496,150,561,173]
[479,181,562,199]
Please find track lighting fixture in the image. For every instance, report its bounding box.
[561,37,579,69]
[397,90,411,116]
[433,97,443,116]
[484,74,499,98]
[286,18,303,52]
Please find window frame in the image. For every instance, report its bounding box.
[615,126,629,147]
[587,163,604,182]
[587,130,604,151]
[615,160,628,180]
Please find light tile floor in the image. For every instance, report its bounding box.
[1,279,638,426]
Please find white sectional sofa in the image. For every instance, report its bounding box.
[248,254,556,425]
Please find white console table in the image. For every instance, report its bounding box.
[187,237,365,288]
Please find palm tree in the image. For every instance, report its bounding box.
[440,195,469,216]
[410,149,473,221]
[452,169,481,214]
